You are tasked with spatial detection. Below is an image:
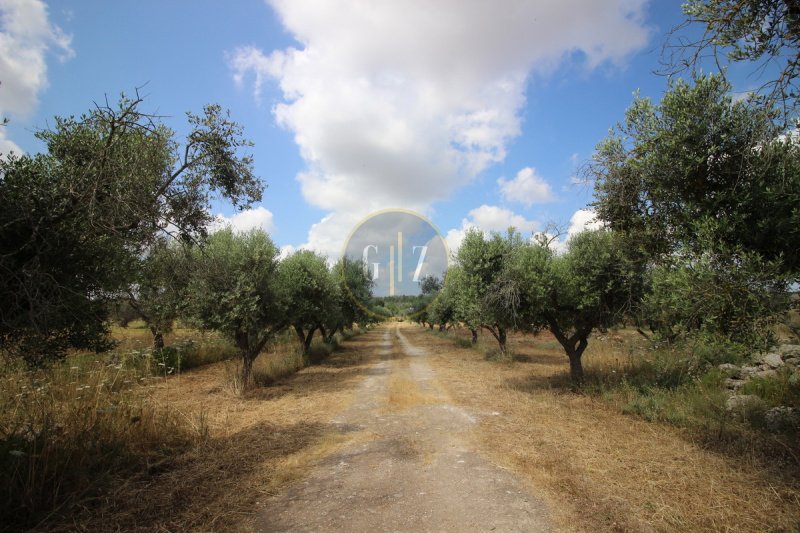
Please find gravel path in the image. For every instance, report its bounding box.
[256,325,552,532]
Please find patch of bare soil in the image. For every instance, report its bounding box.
[417,326,800,532]
[256,325,552,532]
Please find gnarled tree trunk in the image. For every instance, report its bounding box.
[294,324,317,354]
[150,325,165,352]
[547,317,590,385]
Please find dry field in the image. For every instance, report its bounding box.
[39,332,382,532]
[25,323,800,531]
[414,325,800,532]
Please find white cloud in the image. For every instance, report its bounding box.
[497,166,554,206]
[566,207,602,237]
[445,204,540,253]
[230,0,650,257]
[210,206,275,234]
[535,207,603,253]
[0,127,21,157]
[278,244,296,259]
[0,0,73,120]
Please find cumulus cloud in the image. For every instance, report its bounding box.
[0,128,22,157]
[497,166,554,206]
[566,207,602,237]
[0,0,73,120]
[210,206,276,234]
[230,0,650,257]
[278,244,297,259]
[445,204,540,253]
[534,207,604,253]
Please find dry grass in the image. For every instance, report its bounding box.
[414,325,800,532]
[31,329,381,532]
[0,360,201,532]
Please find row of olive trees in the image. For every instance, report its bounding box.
[0,93,376,383]
[422,228,643,384]
[125,231,373,386]
[423,73,800,384]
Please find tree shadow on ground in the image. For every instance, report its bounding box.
[58,419,349,532]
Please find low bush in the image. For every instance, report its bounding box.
[739,369,800,409]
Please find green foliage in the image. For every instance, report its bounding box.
[279,250,338,352]
[452,229,523,353]
[506,230,645,382]
[128,238,195,350]
[591,75,800,276]
[186,228,284,387]
[427,277,455,329]
[419,274,442,295]
[642,250,789,348]
[590,75,796,350]
[673,0,800,119]
[334,256,375,327]
[740,369,800,409]
[0,94,262,365]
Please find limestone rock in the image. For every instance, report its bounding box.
[739,366,760,379]
[724,378,746,390]
[753,368,778,380]
[765,407,800,431]
[759,352,784,369]
[717,363,741,378]
[725,394,764,412]
[778,344,800,358]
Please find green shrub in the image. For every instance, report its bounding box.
[739,369,800,408]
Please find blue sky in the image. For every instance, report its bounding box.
[0,0,763,258]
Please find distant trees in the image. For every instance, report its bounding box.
[0,94,261,364]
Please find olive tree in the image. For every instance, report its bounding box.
[445,267,481,344]
[127,238,194,351]
[665,0,800,120]
[506,230,644,384]
[454,229,522,354]
[279,250,338,354]
[590,74,800,277]
[589,74,798,346]
[187,229,284,388]
[0,94,262,364]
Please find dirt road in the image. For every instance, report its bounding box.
[257,324,552,532]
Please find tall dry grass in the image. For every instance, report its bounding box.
[0,358,206,531]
